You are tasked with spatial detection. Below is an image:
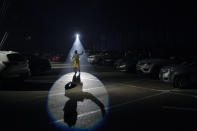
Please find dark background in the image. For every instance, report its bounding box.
[0,0,197,56]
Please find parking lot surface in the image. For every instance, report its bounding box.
[0,62,197,131]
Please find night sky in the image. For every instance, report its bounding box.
[1,0,197,55]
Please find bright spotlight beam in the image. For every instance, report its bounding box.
[76,34,79,39]
[64,32,94,73]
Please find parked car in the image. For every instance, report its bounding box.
[170,60,197,88]
[88,54,103,64]
[101,52,121,66]
[101,54,114,65]
[52,55,67,62]
[85,50,94,56]
[159,66,174,82]
[0,51,30,80]
[159,57,189,82]
[115,55,139,72]
[27,55,51,75]
[136,58,171,78]
[52,56,61,62]
[114,59,124,68]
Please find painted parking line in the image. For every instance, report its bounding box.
[56,109,103,123]
[119,82,197,98]
[169,91,197,98]
[118,82,172,92]
[49,86,105,97]
[54,91,167,123]
[25,76,100,84]
[110,91,168,109]
[81,78,100,82]
[52,66,73,69]
[51,63,70,65]
[119,78,150,84]
[57,75,100,82]
[52,65,90,69]
[162,106,197,111]
[25,80,55,84]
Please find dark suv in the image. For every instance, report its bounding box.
[159,57,188,83]
[171,61,197,88]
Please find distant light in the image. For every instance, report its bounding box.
[76,34,79,39]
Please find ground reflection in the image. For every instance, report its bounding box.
[47,72,109,130]
[63,74,106,127]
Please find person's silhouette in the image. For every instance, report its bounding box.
[63,74,106,127]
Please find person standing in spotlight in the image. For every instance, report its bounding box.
[72,50,84,75]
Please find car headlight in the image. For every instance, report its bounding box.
[120,64,126,68]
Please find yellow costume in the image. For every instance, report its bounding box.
[72,50,83,74]
[72,55,80,68]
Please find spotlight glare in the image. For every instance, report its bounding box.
[76,34,79,39]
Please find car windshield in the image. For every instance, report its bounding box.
[188,61,197,66]
[125,55,138,61]
[7,53,26,62]
[180,60,196,65]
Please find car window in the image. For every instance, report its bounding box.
[189,61,197,67]
[7,54,26,62]
[181,61,192,65]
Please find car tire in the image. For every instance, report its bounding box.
[151,67,161,79]
[0,76,5,88]
[150,69,159,79]
[19,75,26,82]
[0,79,3,88]
[173,76,189,89]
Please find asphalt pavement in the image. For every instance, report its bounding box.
[0,62,197,131]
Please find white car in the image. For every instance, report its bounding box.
[159,66,173,82]
[0,51,30,79]
[88,54,103,64]
[136,58,170,77]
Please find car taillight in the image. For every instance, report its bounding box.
[2,61,9,65]
[2,61,17,66]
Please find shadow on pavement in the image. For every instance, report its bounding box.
[63,74,106,127]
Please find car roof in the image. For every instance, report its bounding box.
[0,51,18,55]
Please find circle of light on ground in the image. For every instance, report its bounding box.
[47,72,109,130]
